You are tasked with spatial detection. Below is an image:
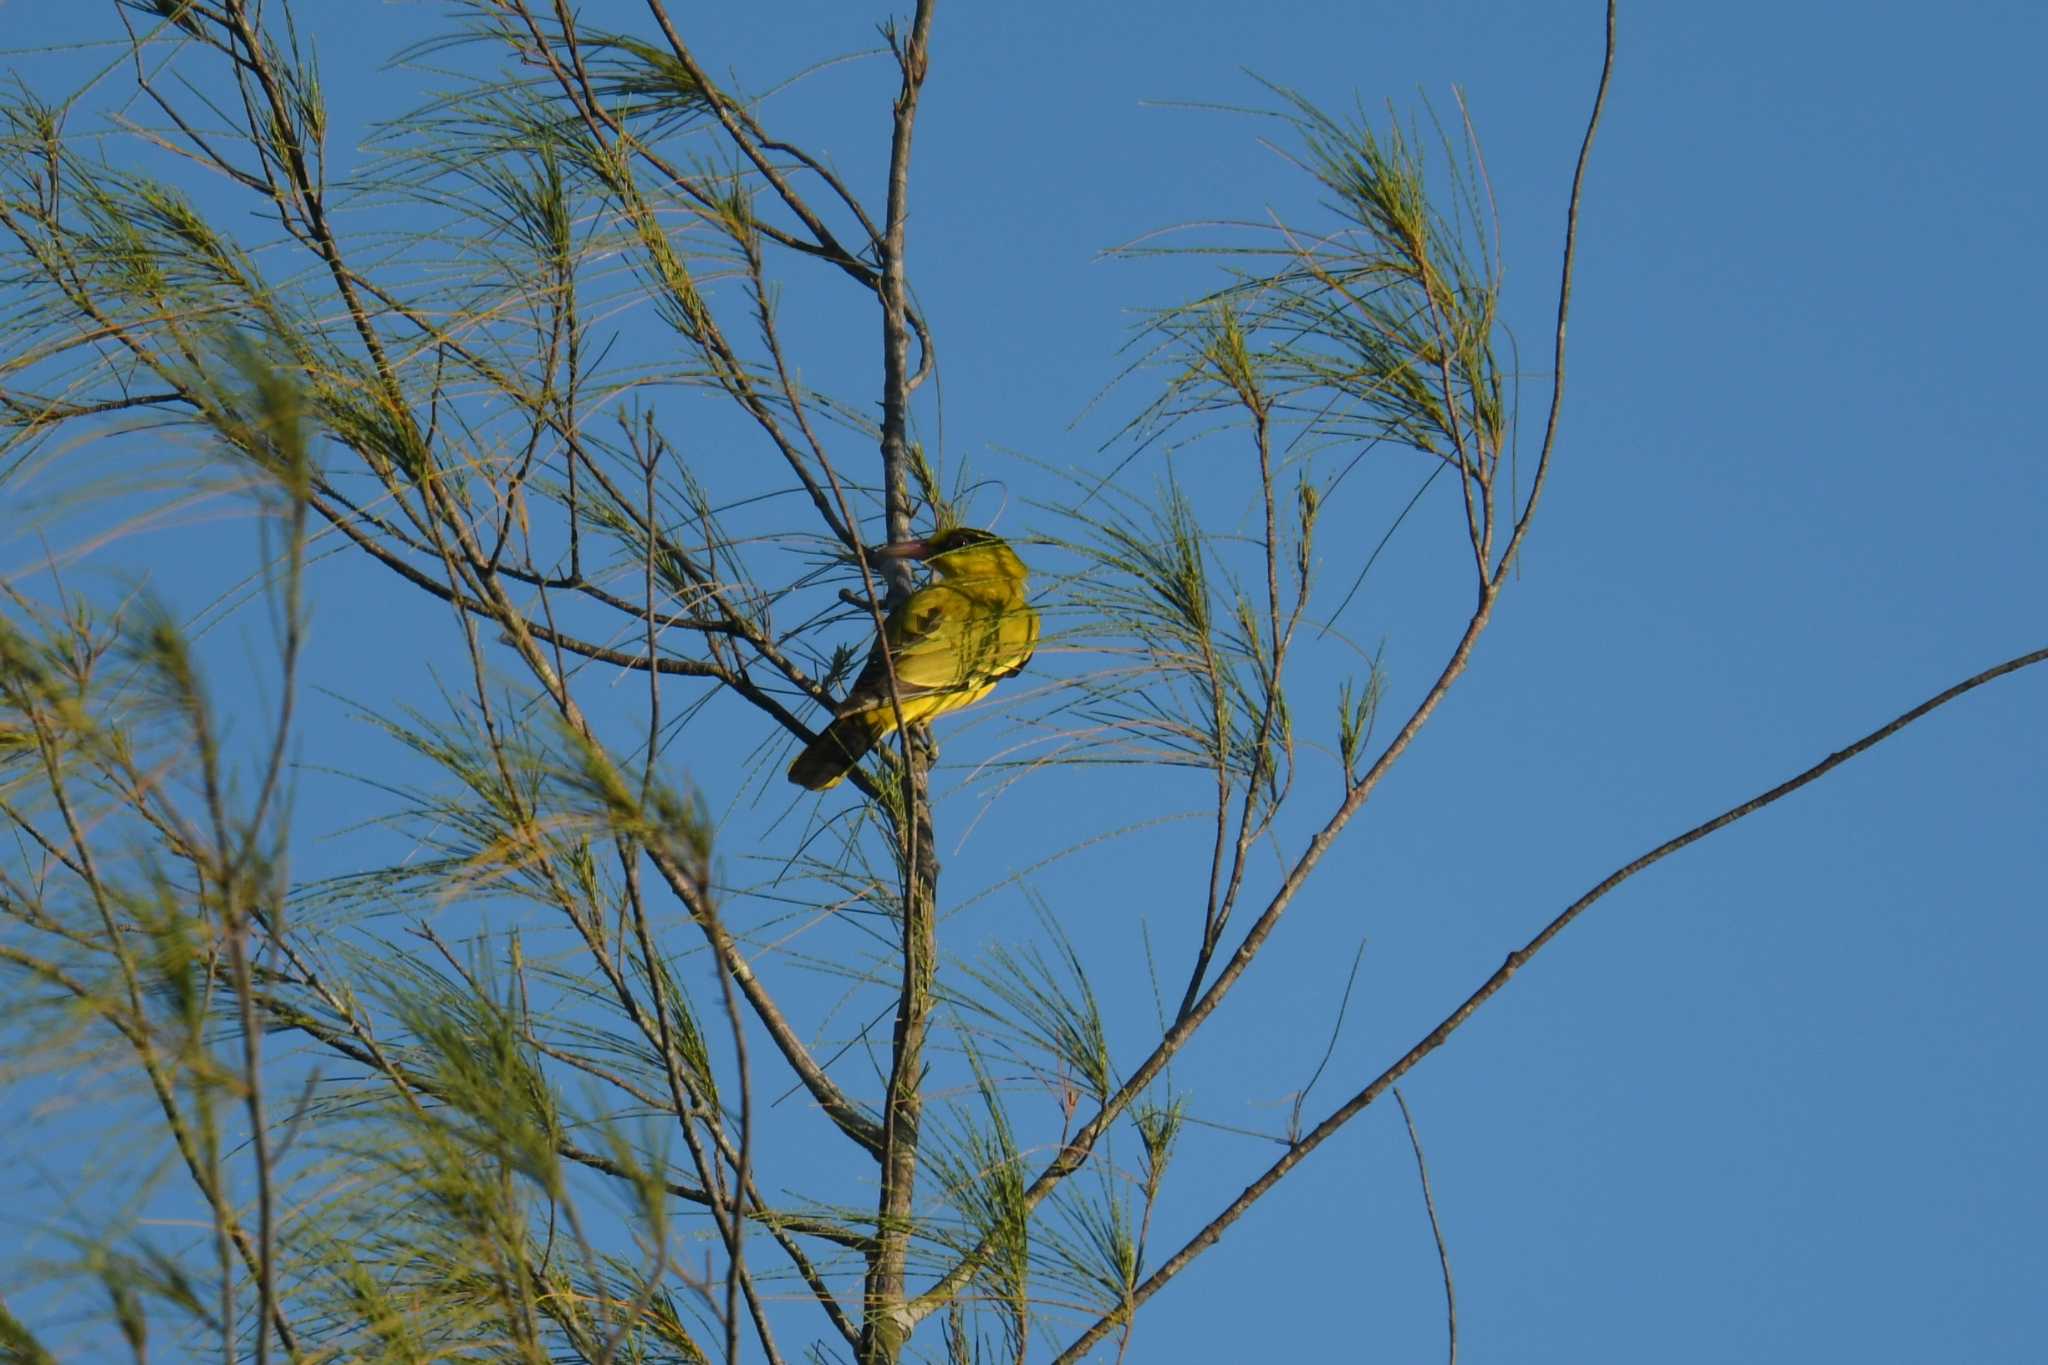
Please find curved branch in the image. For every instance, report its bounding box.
[1493,0,1616,580]
[926,3,1617,1331]
[1396,1088,1457,1365]
[910,512,1507,1333]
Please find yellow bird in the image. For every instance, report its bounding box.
[788,528,1039,791]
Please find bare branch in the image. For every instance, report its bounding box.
[1494,0,1616,580]
[1395,1088,1457,1365]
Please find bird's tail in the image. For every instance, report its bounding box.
[787,711,883,791]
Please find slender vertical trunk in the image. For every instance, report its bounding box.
[862,4,939,1360]
[864,791,939,1361]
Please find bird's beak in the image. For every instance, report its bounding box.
[870,538,931,561]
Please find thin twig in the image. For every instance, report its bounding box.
[1494,0,1615,582]
[1395,1088,1456,1365]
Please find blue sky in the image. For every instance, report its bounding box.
[4,2,2044,1361]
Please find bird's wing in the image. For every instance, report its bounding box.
[834,585,970,717]
[994,596,1040,681]
[890,585,996,692]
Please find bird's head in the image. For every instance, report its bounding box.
[872,527,1027,581]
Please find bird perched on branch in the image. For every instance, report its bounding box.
[788,527,1039,791]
